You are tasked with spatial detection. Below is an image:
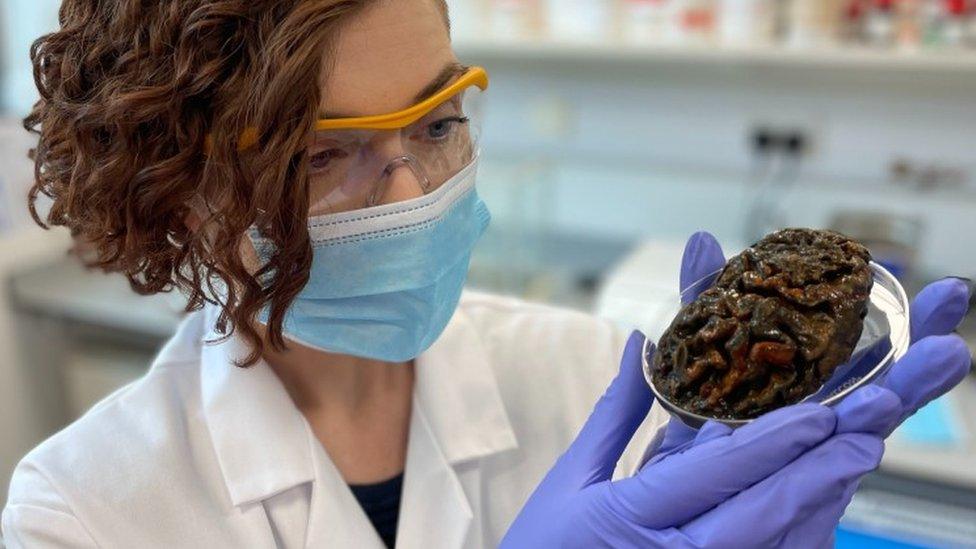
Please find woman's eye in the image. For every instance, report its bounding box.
[419,116,469,142]
[309,148,348,171]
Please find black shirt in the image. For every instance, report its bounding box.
[349,474,404,548]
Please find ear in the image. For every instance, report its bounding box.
[183,197,262,275]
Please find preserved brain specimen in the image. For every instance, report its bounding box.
[652,229,873,419]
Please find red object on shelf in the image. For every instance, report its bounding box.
[875,0,896,11]
[945,0,969,15]
[846,0,866,20]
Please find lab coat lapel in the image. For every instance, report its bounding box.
[396,403,473,549]
[413,304,519,464]
[199,307,315,506]
[303,424,386,549]
[395,303,520,548]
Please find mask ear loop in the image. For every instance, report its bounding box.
[368,155,432,207]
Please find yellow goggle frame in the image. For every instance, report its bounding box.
[221,66,489,152]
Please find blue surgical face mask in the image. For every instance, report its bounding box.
[252,157,489,362]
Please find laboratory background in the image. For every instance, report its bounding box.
[1,0,975,546]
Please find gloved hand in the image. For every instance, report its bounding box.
[500,329,883,547]
[695,276,972,549]
[502,232,973,548]
[642,232,973,547]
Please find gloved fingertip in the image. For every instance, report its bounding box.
[911,279,972,339]
[834,385,903,435]
[694,421,733,445]
[681,231,725,296]
[622,331,652,374]
[940,335,973,376]
[885,335,972,414]
[942,276,973,298]
[684,231,715,253]
[624,330,647,353]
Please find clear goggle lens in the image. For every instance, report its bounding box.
[307,85,483,216]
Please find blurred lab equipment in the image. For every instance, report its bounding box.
[718,0,778,47]
[943,0,970,45]
[471,158,636,309]
[866,0,899,47]
[455,0,976,50]
[743,132,806,245]
[894,0,924,49]
[674,0,718,45]
[787,0,841,48]
[830,211,924,281]
[546,0,613,41]
[487,0,540,41]
[621,0,675,44]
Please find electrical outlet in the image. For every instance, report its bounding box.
[747,112,822,158]
[748,125,814,157]
[783,131,810,157]
[750,127,777,155]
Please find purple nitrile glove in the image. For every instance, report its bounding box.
[501,232,971,548]
[646,233,972,548]
[770,277,972,547]
[501,235,913,547]
[500,329,857,547]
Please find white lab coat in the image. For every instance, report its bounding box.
[2,291,668,548]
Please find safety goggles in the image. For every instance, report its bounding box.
[238,66,488,216]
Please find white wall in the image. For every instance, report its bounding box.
[0,0,61,114]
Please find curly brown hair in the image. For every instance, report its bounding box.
[25,0,448,365]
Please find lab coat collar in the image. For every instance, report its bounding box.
[199,308,315,508]
[198,298,518,509]
[414,304,519,465]
[416,308,518,465]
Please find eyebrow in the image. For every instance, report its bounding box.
[413,62,468,104]
[322,62,469,120]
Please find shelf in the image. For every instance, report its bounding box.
[9,257,185,340]
[456,39,976,75]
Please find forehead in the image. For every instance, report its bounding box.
[320,0,456,118]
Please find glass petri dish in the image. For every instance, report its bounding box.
[642,262,911,429]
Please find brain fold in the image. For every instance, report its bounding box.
[653,229,873,419]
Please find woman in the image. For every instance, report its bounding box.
[2,0,971,547]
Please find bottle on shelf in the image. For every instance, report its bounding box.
[840,0,868,45]
[787,0,841,49]
[718,0,777,48]
[674,0,718,46]
[942,0,971,46]
[488,0,541,41]
[546,0,614,42]
[865,0,898,47]
[896,0,924,49]
[921,0,948,46]
[621,0,676,45]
